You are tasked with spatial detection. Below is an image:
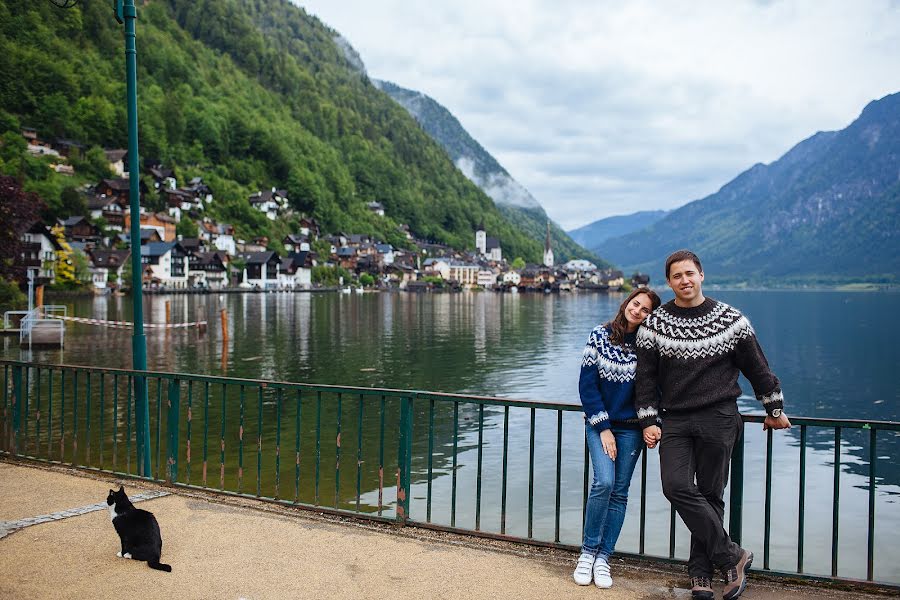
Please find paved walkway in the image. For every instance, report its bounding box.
[0,460,887,600]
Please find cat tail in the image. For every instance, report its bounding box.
[148,560,172,572]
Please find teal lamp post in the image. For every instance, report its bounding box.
[50,0,151,478]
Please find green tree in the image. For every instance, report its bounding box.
[511,257,526,270]
[176,217,199,238]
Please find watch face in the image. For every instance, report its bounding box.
[772,409,782,417]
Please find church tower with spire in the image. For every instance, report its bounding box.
[543,222,554,267]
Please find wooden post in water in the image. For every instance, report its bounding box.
[165,301,171,324]
[220,308,228,374]
[35,285,44,309]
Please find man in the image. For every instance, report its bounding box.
[634,250,791,600]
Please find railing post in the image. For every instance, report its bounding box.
[729,422,745,546]
[396,394,413,524]
[166,379,180,484]
[12,365,23,454]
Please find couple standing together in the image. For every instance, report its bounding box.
[575,250,791,600]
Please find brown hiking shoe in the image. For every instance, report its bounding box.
[690,576,714,599]
[722,549,754,600]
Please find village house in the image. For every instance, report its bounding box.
[298,216,320,239]
[448,260,479,287]
[124,211,176,242]
[188,251,229,289]
[60,216,102,245]
[245,251,281,289]
[477,270,496,288]
[501,271,521,286]
[95,177,147,205]
[278,251,315,289]
[199,219,236,255]
[563,259,597,272]
[87,194,126,231]
[104,149,128,177]
[631,273,650,288]
[422,257,451,280]
[51,139,85,159]
[384,263,416,288]
[374,244,395,266]
[147,163,176,191]
[23,127,60,158]
[141,241,188,289]
[19,223,61,284]
[600,269,625,288]
[88,249,130,292]
[283,234,310,253]
[336,246,358,270]
[249,188,288,220]
[366,201,385,217]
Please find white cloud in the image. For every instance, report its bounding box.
[297,0,900,229]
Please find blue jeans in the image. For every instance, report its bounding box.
[581,424,644,559]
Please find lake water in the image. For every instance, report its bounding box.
[3,290,898,583]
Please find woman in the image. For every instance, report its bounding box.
[574,287,661,588]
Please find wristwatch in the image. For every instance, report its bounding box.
[771,409,782,418]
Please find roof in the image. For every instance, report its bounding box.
[337,247,355,257]
[485,237,500,250]
[104,149,127,162]
[193,252,226,268]
[102,178,131,192]
[284,234,308,245]
[246,251,278,264]
[87,194,120,210]
[141,241,178,257]
[90,249,130,268]
[375,244,393,253]
[25,222,63,250]
[61,216,87,227]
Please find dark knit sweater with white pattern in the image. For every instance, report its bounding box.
[634,297,784,429]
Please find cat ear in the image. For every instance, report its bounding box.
[109,489,114,494]
[119,485,124,491]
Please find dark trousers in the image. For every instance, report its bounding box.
[659,401,743,577]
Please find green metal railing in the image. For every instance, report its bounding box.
[1,360,897,590]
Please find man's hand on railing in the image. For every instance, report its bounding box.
[763,413,792,431]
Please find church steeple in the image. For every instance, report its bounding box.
[543,222,554,267]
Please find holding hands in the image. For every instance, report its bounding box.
[642,425,661,449]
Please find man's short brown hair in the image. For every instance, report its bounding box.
[665,249,703,279]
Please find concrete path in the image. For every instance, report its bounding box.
[0,460,887,600]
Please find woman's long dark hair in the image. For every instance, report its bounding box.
[606,288,661,347]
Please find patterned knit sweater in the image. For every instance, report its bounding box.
[579,325,640,431]
[634,297,784,429]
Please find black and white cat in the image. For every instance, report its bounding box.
[106,486,172,572]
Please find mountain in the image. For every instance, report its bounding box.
[567,210,668,252]
[0,0,549,262]
[597,93,900,284]
[374,80,607,266]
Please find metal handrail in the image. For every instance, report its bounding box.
[0,359,896,590]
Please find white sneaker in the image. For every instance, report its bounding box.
[594,556,613,588]
[573,552,595,585]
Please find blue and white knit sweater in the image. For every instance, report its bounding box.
[579,325,640,431]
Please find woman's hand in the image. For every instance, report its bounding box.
[643,425,661,449]
[600,429,617,460]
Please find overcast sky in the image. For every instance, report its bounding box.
[297,0,900,230]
